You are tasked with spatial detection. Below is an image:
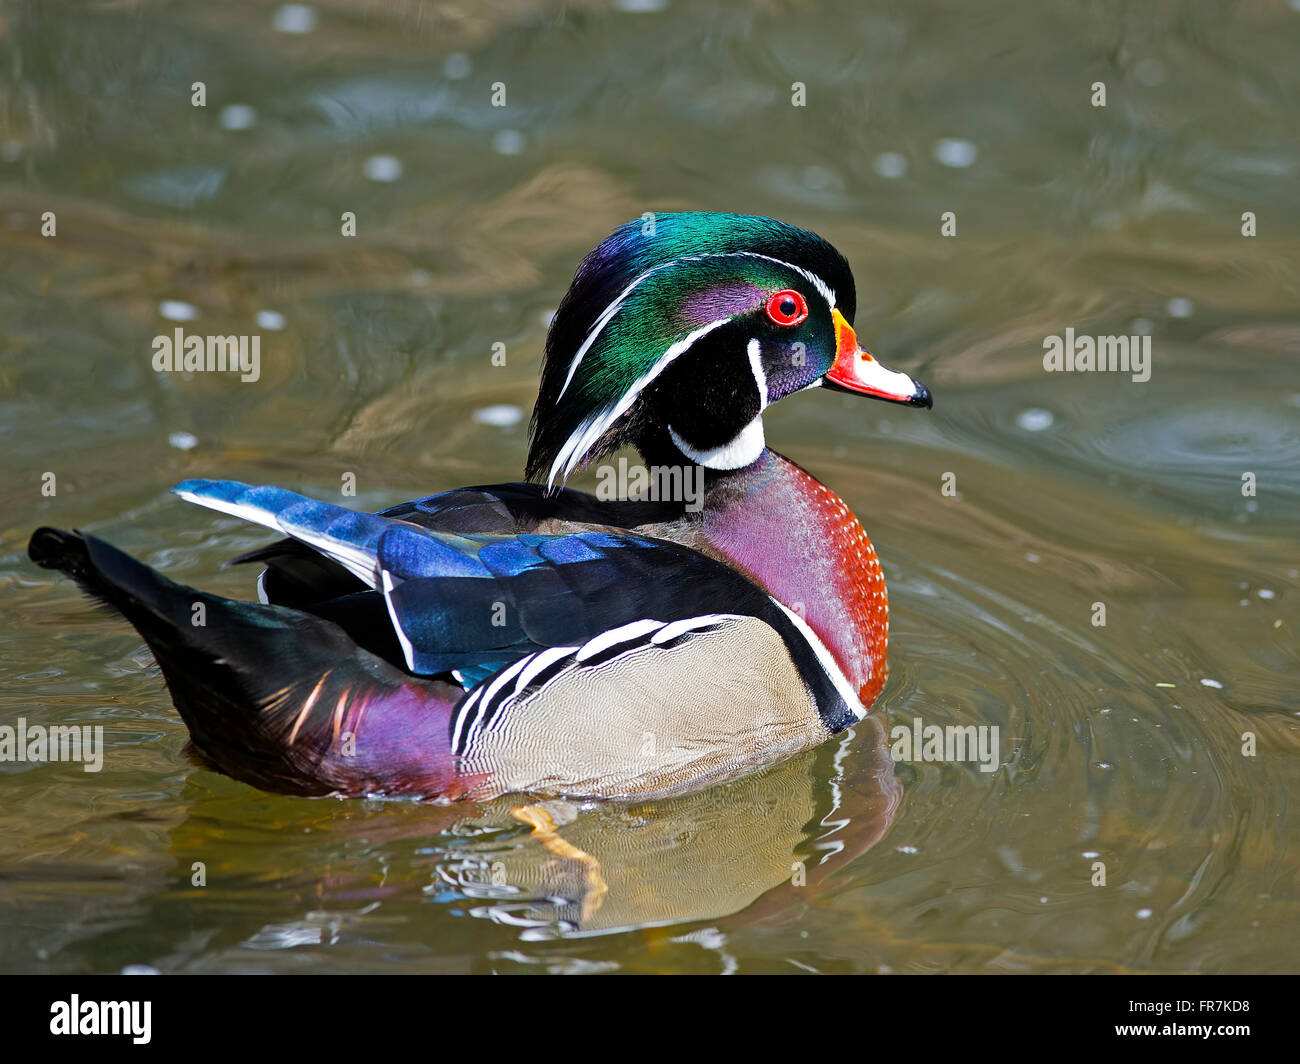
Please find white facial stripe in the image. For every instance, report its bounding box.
[558,259,683,399]
[733,251,836,310]
[556,250,836,404]
[746,338,768,410]
[547,316,731,487]
[668,415,765,470]
[770,598,866,721]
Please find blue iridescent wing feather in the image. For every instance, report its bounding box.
[174,479,774,680]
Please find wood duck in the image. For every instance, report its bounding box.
[29,212,931,803]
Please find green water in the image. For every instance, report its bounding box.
[1,0,1297,973]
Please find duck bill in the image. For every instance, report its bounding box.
[823,309,932,408]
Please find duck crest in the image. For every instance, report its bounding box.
[697,450,888,706]
[526,212,856,487]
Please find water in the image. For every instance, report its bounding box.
[2,0,1298,973]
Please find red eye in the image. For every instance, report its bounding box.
[766,289,808,327]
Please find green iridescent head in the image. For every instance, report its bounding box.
[526,212,929,486]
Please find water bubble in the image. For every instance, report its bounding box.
[273,4,317,34]
[122,964,161,975]
[364,155,403,182]
[168,432,198,451]
[159,300,199,322]
[1016,407,1054,432]
[873,152,908,179]
[256,310,286,331]
[897,845,919,854]
[218,104,257,131]
[1135,908,1153,920]
[1082,851,1100,859]
[1026,553,1041,563]
[1166,297,1195,318]
[491,130,526,156]
[1257,588,1275,600]
[1131,317,1155,335]
[614,0,668,10]
[802,165,835,190]
[932,138,978,168]
[473,404,524,427]
[1199,678,1224,689]
[444,53,472,79]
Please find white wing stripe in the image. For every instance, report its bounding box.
[513,645,579,694]
[175,489,380,587]
[462,655,535,750]
[379,569,419,672]
[575,618,666,662]
[649,613,741,645]
[449,684,485,756]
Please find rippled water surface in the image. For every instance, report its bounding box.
[2,0,1298,973]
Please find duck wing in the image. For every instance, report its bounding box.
[173,479,770,682]
[227,482,681,608]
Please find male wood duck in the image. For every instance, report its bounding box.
[29,212,931,803]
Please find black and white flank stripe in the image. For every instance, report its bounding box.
[449,614,739,756]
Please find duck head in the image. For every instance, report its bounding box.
[526,212,931,486]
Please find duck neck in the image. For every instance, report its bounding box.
[691,448,889,706]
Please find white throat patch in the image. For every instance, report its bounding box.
[668,415,765,470]
[547,252,836,487]
[665,336,770,470]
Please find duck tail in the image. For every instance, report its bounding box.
[28,528,475,800]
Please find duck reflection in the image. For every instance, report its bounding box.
[433,714,899,936]
[154,716,898,960]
